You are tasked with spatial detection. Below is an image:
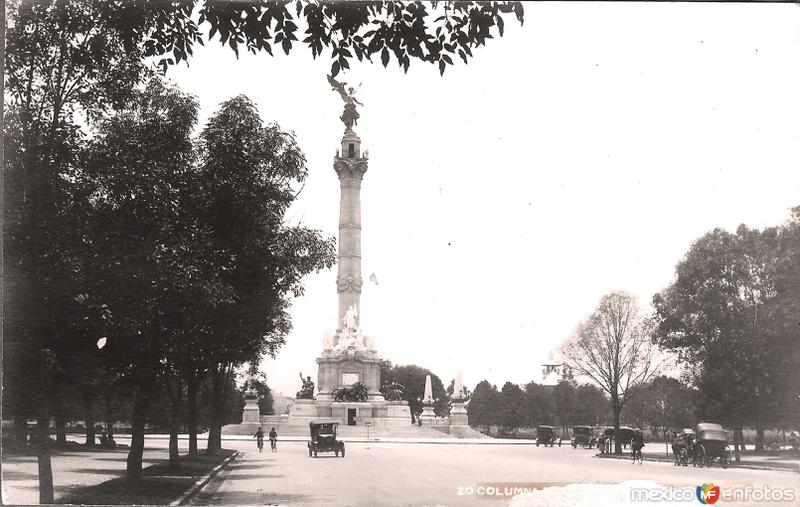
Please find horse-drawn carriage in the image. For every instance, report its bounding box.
[536,425,561,447]
[673,424,730,468]
[672,428,695,466]
[692,423,731,468]
[307,421,345,458]
[571,425,597,449]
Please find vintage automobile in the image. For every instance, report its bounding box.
[603,426,636,450]
[571,425,596,449]
[692,422,730,469]
[308,421,345,458]
[536,425,561,447]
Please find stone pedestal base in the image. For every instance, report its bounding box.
[221,422,262,435]
[449,401,471,437]
[287,398,410,427]
[287,398,320,425]
[420,404,436,425]
[242,397,260,424]
[316,348,382,399]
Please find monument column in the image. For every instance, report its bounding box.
[334,129,368,342]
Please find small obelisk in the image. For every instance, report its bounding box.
[449,369,470,436]
[420,374,436,424]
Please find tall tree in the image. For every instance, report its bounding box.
[654,216,800,457]
[561,291,661,454]
[82,79,200,480]
[196,95,335,453]
[467,380,502,431]
[523,381,556,427]
[552,380,577,435]
[499,382,527,429]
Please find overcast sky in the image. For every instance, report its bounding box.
[167,2,800,397]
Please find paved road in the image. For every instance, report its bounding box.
[192,440,800,507]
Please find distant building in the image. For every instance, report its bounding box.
[541,350,573,387]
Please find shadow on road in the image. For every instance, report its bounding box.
[224,463,275,470]
[193,491,318,505]
[70,468,125,476]
[221,473,286,481]
[2,470,38,480]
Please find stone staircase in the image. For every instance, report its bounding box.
[251,421,451,439]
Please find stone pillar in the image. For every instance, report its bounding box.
[242,389,260,424]
[334,129,368,342]
[449,400,470,437]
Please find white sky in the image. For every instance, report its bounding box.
[167,2,800,397]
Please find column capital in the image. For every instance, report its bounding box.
[334,156,368,181]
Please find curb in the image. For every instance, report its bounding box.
[595,453,800,473]
[169,451,240,506]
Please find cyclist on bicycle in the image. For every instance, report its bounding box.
[254,427,264,453]
[269,427,278,453]
[631,429,644,464]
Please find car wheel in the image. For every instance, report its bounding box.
[341,446,346,458]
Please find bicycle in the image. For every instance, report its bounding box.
[256,437,264,453]
[631,447,643,465]
[270,438,277,453]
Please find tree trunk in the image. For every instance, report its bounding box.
[14,415,29,446]
[105,416,115,445]
[755,425,765,452]
[54,416,67,446]
[166,377,182,469]
[187,378,198,456]
[734,425,744,463]
[126,392,149,483]
[205,369,225,455]
[85,415,95,446]
[612,398,622,455]
[36,413,54,503]
[169,427,180,468]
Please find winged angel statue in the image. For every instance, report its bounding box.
[327,74,363,130]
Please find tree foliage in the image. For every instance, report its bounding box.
[622,375,696,437]
[191,1,524,76]
[380,362,448,418]
[467,380,501,430]
[653,214,800,445]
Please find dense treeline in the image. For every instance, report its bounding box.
[467,379,608,436]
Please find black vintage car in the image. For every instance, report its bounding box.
[308,421,345,458]
[571,425,596,448]
[603,426,635,450]
[536,425,561,447]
